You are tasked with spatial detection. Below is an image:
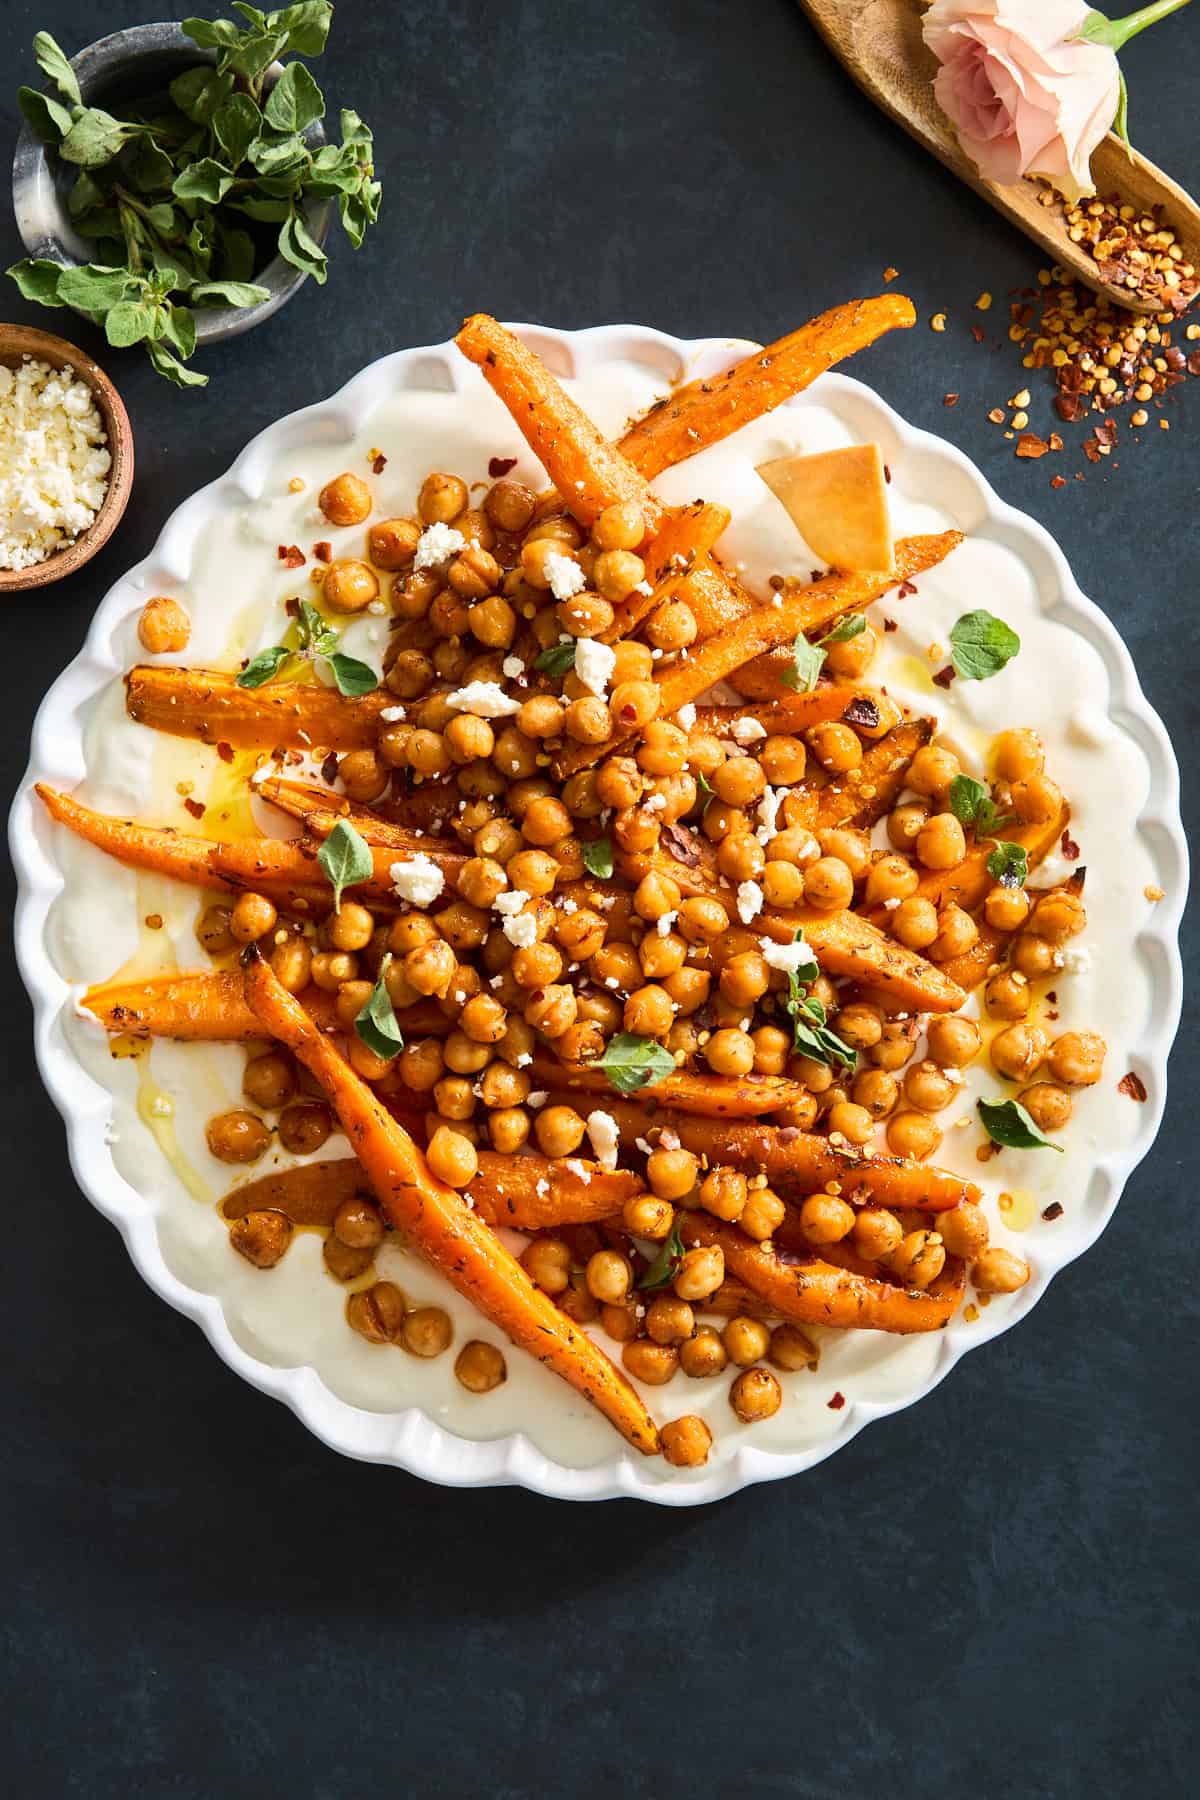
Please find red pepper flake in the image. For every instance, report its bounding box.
[488,455,518,478]
[894,579,918,599]
[883,617,898,633]
[216,741,234,764]
[1061,829,1080,860]
[827,1391,846,1411]
[883,464,892,484]
[971,325,986,343]
[943,393,959,407]
[1050,475,1067,489]
[313,540,333,563]
[1093,418,1117,447]
[1049,432,1064,452]
[932,665,956,689]
[1118,1071,1148,1102]
[1055,393,1086,423]
[1046,991,1058,1004]
[372,453,388,475]
[842,696,881,730]
[183,797,206,820]
[1188,352,1200,378]
[320,751,340,786]
[1016,432,1050,459]
[1082,439,1103,464]
[883,266,899,282]
[661,823,701,866]
[1042,1201,1064,1221]
[144,913,163,931]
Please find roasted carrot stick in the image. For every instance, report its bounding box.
[607,503,733,641]
[222,1153,640,1232]
[82,969,334,1038]
[759,907,966,1014]
[695,692,882,739]
[125,665,392,751]
[896,805,1070,916]
[554,533,962,779]
[36,785,465,912]
[242,950,660,1455]
[679,1214,965,1332]
[528,1056,803,1117]
[536,1098,980,1212]
[455,314,663,536]
[617,296,918,478]
[257,777,462,860]
[816,718,933,830]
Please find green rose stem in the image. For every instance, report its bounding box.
[1082,1,1193,52]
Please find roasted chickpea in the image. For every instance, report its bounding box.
[426,1125,478,1188]
[229,1209,291,1268]
[1029,891,1087,945]
[758,733,807,786]
[338,748,389,801]
[804,856,855,912]
[903,1060,958,1113]
[488,1106,530,1153]
[1011,774,1063,825]
[869,1020,919,1073]
[824,622,877,677]
[308,949,356,993]
[729,1367,781,1423]
[598,1303,638,1344]
[712,755,766,808]
[534,1105,586,1157]
[526,984,578,1039]
[1012,933,1058,979]
[679,1326,727,1379]
[907,744,960,802]
[717,833,765,883]
[660,1415,712,1468]
[592,499,645,552]
[990,1023,1048,1083]
[624,985,674,1038]
[798,1193,855,1244]
[323,1235,375,1283]
[610,640,653,685]
[973,1247,1031,1294]
[646,1147,699,1202]
[1019,1081,1073,1131]
[206,1109,270,1164]
[769,1322,818,1371]
[852,1067,899,1119]
[836,1003,884,1050]
[761,860,806,908]
[323,558,379,614]
[640,932,687,980]
[452,1340,507,1393]
[418,471,467,525]
[1046,1031,1106,1087]
[346,1280,406,1344]
[623,1193,675,1240]
[719,950,770,1009]
[228,891,277,946]
[938,1202,990,1259]
[196,902,235,955]
[433,1075,476,1123]
[277,1102,331,1155]
[825,1100,875,1145]
[609,679,660,734]
[722,1315,770,1368]
[621,1340,679,1385]
[886,1109,941,1160]
[138,594,191,654]
[929,904,978,962]
[677,896,729,944]
[699,1167,748,1223]
[632,870,681,923]
[402,938,456,1000]
[891,896,940,951]
[890,1229,946,1289]
[985,968,1031,1021]
[366,516,419,570]
[992,728,1044,782]
[865,854,919,907]
[645,1296,695,1345]
[242,1050,295,1110]
[399,1038,445,1094]
[705,1028,756,1077]
[809,722,863,774]
[739,1187,786,1241]
[916,813,966,870]
[511,940,563,988]
[888,801,929,850]
[584,1249,631,1306]
[593,549,646,604]
[674,1244,725,1302]
[328,901,375,954]
[984,885,1032,933]
[518,795,570,847]
[319,471,372,526]
[646,600,697,651]
[402,1306,453,1358]
[750,1026,790,1078]
[519,1237,570,1298]
[853,1206,905,1261]
[484,478,536,534]
[927,1015,981,1068]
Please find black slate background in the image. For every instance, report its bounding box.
[2,4,1196,1796]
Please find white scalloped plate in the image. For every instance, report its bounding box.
[10,325,1187,1504]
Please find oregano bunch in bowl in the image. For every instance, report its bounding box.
[7,4,381,387]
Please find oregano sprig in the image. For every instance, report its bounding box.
[236,596,378,695]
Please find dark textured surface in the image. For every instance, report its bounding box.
[1,4,1195,1795]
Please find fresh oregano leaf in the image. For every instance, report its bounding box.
[6,259,66,306]
[779,631,826,694]
[316,818,374,911]
[213,92,263,168]
[581,838,614,880]
[33,31,82,105]
[146,342,209,387]
[534,640,576,678]
[819,613,866,647]
[977,1097,1064,1152]
[236,644,291,688]
[56,263,134,312]
[986,842,1029,889]
[172,158,236,205]
[17,86,74,143]
[948,774,1012,837]
[592,1032,675,1095]
[355,957,404,1062]
[278,206,328,282]
[270,2,334,57]
[190,279,272,308]
[950,610,1021,681]
[326,653,379,697]
[637,1222,686,1292]
[104,299,160,348]
[59,108,139,167]
[264,61,325,133]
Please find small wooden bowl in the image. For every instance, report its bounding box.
[0,325,134,593]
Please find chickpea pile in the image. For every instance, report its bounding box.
[199,458,1111,1463]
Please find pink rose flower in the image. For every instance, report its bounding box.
[923,1,1121,203]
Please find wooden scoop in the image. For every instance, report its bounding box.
[797,0,1200,313]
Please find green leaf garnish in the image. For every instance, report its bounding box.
[32,31,81,105]
[317,818,374,912]
[326,652,379,697]
[986,842,1029,888]
[977,1097,1064,1153]
[354,957,404,1062]
[534,640,577,678]
[779,631,826,694]
[787,991,856,1069]
[949,610,1021,681]
[637,1222,685,1292]
[592,1032,675,1095]
[581,837,614,880]
[819,613,866,647]
[948,773,1012,837]
[264,61,324,133]
[6,258,67,307]
[236,644,291,688]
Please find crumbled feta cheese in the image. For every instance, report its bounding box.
[566,1159,592,1183]
[379,704,407,723]
[676,702,697,730]
[573,637,616,698]
[390,854,445,907]
[761,936,817,975]
[413,522,465,571]
[543,548,586,600]
[445,680,521,718]
[883,896,902,911]
[560,897,578,914]
[1060,944,1092,974]
[643,792,667,815]
[535,1177,550,1195]
[501,654,525,679]
[367,600,388,615]
[737,881,764,924]
[633,580,653,596]
[756,785,784,845]
[585,1110,620,1171]
[494,889,529,917]
[1035,852,1078,888]
[0,356,111,570]
[527,1091,548,1109]
[657,911,677,937]
[731,717,767,746]
[494,887,536,947]
[635,1137,653,1155]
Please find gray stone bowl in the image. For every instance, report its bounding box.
[11,22,330,344]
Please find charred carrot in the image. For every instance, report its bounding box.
[242,951,660,1454]
[125,665,391,751]
[618,296,918,477]
[528,1056,803,1117]
[815,718,933,830]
